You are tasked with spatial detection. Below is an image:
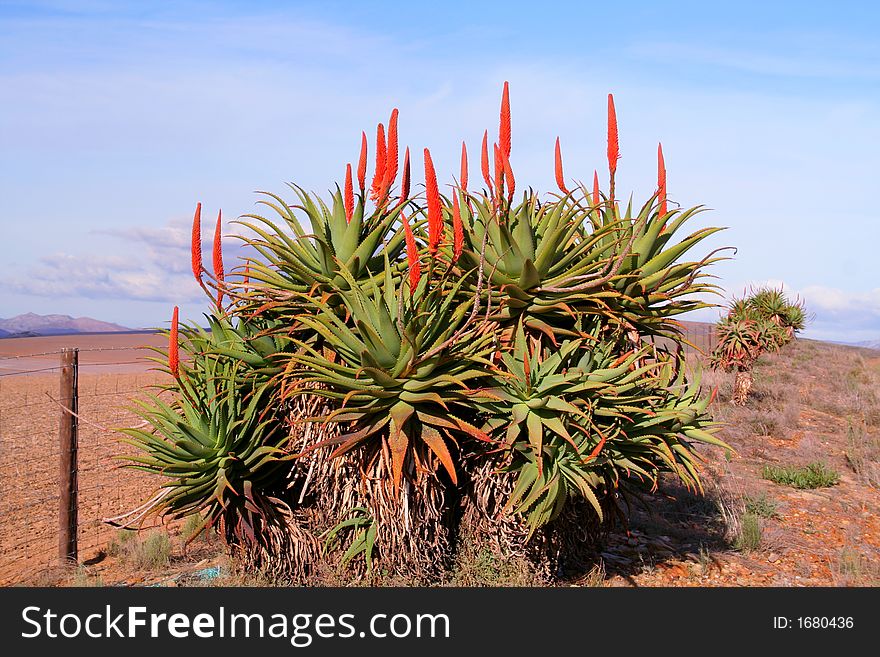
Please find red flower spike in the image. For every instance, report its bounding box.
[500,81,511,159]
[480,130,492,191]
[344,163,354,223]
[400,147,411,202]
[460,141,468,193]
[191,202,203,286]
[381,108,399,202]
[213,210,225,307]
[554,137,568,194]
[401,212,421,291]
[452,194,464,262]
[493,143,504,205]
[607,93,619,176]
[501,148,515,201]
[592,170,600,207]
[169,305,179,378]
[369,123,386,202]
[357,131,368,192]
[242,263,250,289]
[424,148,443,254]
[657,142,667,218]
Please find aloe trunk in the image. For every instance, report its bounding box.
[732,368,753,406]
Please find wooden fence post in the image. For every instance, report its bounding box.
[59,348,79,564]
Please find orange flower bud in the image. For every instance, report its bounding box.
[499,81,511,159]
[169,305,179,378]
[213,210,224,307]
[381,108,399,203]
[480,130,492,191]
[369,123,386,201]
[460,141,468,193]
[401,212,421,291]
[357,131,368,192]
[501,148,515,201]
[657,142,667,218]
[191,202,203,286]
[344,163,354,223]
[400,147,411,202]
[452,194,463,262]
[607,93,619,176]
[424,148,443,255]
[554,137,568,194]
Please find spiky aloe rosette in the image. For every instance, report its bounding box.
[124,84,729,581]
[709,287,807,406]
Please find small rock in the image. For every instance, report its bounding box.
[767,553,780,563]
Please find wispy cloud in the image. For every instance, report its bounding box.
[11,216,250,302]
[798,285,880,343]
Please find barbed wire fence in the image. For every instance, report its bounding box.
[0,324,718,585]
[0,342,168,585]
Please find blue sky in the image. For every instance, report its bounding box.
[1,0,879,341]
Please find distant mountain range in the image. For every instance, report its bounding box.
[0,313,131,338]
[854,339,880,350]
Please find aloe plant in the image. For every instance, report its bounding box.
[481,323,722,536]
[124,82,731,581]
[710,288,808,405]
[284,257,494,489]
[122,347,289,540]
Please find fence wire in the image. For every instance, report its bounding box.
[0,339,168,585]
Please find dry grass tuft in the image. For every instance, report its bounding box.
[833,546,880,587]
[845,420,880,487]
[107,529,171,570]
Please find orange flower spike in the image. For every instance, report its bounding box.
[213,210,225,307]
[607,93,619,176]
[499,80,511,158]
[424,148,443,255]
[657,142,667,218]
[357,131,368,192]
[592,170,600,207]
[452,193,464,262]
[501,148,515,202]
[191,202,203,286]
[480,130,492,191]
[554,137,569,194]
[381,108,399,201]
[460,141,468,193]
[401,212,421,291]
[493,143,504,205]
[369,123,386,201]
[169,305,180,378]
[242,262,250,289]
[400,147,411,202]
[344,163,354,223]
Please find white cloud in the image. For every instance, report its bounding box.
[10,216,251,303]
